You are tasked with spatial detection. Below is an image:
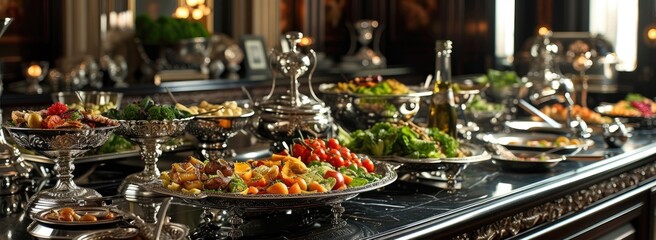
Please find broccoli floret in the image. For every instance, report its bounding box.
[103,109,121,119]
[122,103,143,120]
[139,97,155,110]
[147,105,175,120]
[174,107,191,118]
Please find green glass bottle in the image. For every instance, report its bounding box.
[428,40,457,138]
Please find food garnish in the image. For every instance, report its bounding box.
[176,100,244,117]
[10,102,118,129]
[103,97,191,120]
[339,121,464,159]
[43,207,117,222]
[159,155,382,195]
[539,104,611,124]
[606,93,656,117]
[509,136,581,148]
[332,77,410,95]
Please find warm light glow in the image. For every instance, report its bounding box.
[197,0,205,5]
[192,8,204,20]
[186,0,199,7]
[27,64,42,78]
[200,5,211,15]
[538,26,550,36]
[174,7,190,19]
[299,37,313,46]
[648,28,656,40]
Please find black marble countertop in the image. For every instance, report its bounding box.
[1,129,656,239]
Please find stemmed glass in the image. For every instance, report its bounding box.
[3,125,118,214]
[115,118,192,197]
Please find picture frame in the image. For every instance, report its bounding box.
[240,35,270,77]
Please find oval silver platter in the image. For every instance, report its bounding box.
[144,160,397,210]
[33,207,124,227]
[476,132,594,155]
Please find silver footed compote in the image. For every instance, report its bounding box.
[115,118,191,198]
[186,109,254,161]
[3,125,118,214]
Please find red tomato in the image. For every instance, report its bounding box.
[312,148,327,161]
[351,157,362,167]
[292,143,307,158]
[316,139,326,148]
[362,158,375,173]
[327,138,341,150]
[324,170,345,190]
[329,155,345,168]
[340,147,351,159]
[328,148,340,156]
[307,154,321,163]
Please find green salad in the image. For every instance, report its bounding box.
[339,122,461,159]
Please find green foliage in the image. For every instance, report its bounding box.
[135,14,210,44]
[343,122,459,159]
[147,105,176,121]
[625,93,646,102]
[122,103,143,120]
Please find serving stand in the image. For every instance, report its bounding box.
[186,108,254,160]
[115,118,191,198]
[0,18,34,195]
[145,161,397,238]
[251,31,333,142]
[3,126,118,214]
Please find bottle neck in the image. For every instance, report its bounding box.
[434,51,452,88]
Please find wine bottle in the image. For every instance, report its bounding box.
[428,40,457,138]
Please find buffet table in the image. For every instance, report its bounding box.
[2,129,656,239]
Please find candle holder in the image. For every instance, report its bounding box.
[24,61,49,94]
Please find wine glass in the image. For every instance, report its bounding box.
[115,118,192,197]
[3,125,118,214]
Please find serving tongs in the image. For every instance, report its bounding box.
[518,99,562,128]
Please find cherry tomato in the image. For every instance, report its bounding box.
[316,139,326,148]
[351,157,362,167]
[340,147,351,159]
[324,170,345,190]
[292,143,307,157]
[362,158,375,173]
[329,155,345,168]
[312,148,327,161]
[327,138,341,150]
[307,154,321,163]
[328,148,340,156]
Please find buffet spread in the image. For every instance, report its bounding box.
[1,31,655,240]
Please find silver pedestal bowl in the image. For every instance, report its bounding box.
[186,109,254,161]
[3,125,118,214]
[319,84,431,131]
[115,118,191,197]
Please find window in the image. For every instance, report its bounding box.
[589,0,638,71]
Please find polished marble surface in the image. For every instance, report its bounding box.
[1,130,656,239]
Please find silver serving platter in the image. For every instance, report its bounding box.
[371,143,491,172]
[372,143,491,164]
[596,103,656,128]
[477,132,593,154]
[33,207,124,227]
[504,120,569,134]
[144,161,397,210]
[492,150,566,172]
[72,223,189,240]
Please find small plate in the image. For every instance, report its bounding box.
[504,121,569,134]
[477,132,593,155]
[34,207,124,227]
[492,150,566,172]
